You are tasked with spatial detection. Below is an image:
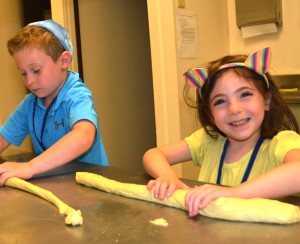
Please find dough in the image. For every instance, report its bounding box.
[5,177,83,226]
[149,218,168,227]
[76,172,300,224]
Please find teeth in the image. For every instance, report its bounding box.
[231,119,248,126]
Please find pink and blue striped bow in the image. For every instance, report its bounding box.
[183,47,271,92]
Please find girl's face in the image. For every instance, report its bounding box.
[13,47,69,107]
[209,70,270,144]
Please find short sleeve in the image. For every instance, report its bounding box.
[272,130,300,162]
[184,128,225,166]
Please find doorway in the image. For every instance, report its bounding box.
[77,0,156,170]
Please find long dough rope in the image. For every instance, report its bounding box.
[5,177,83,226]
[76,172,300,224]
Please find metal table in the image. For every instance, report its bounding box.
[1,152,300,244]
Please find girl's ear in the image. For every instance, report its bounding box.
[265,94,272,111]
[59,51,72,68]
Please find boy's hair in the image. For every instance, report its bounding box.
[184,54,299,139]
[7,25,65,62]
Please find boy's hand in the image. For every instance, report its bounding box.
[147,176,190,200]
[0,162,33,186]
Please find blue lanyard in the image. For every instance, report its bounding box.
[216,136,264,185]
[32,96,57,151]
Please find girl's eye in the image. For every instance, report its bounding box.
[241,91,253,98]
[213,98,226,106]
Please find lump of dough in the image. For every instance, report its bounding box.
[65,210,83,226]
[149,218,168,227]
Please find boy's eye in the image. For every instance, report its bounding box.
[32,69,40,74]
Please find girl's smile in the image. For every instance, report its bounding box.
[229,118,250,127]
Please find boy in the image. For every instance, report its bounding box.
[0,20,108,185]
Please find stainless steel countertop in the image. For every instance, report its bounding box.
[1,152,300,244]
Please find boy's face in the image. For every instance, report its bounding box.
[13,47,69,106]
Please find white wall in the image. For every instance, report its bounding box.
[147,0,183,176]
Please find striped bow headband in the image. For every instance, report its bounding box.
[183,47,271,94]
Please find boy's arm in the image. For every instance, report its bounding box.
[0,135,10,154]
[28,120,96,174]
[0,120,95,185]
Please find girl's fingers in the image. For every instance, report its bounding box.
[153,180,162,198]
[166,183,176,197]
[157,181,168,199]
[148,179,189,200]
[146,179,156,190]
[185,185,216,216]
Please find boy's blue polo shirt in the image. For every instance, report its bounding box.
[0,71,108,166]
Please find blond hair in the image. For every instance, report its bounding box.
[7,25,64,61]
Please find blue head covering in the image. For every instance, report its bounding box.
[28,19,73,57]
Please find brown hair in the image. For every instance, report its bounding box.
[184,54,299,139]
[7,25,64,61]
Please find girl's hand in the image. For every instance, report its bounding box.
[147,176,190,200]
[185,184,236,217]
[0,161,34,186]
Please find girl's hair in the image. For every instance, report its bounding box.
[184,54,299,139]
[7,25,64,62]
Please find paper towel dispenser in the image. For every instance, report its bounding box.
[235,0,282,28]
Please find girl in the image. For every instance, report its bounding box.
[143,47,300,216]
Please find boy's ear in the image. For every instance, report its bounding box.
[59,51,72,68]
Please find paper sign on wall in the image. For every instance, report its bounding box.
[176,10,198,58]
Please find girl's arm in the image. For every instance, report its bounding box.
[143,140,192,199]
[234,161,300,199]
[185,148,300,217]
[0,120,95,185]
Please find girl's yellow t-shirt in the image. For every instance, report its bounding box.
[185,128,300,186]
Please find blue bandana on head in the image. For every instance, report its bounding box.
[28,19,73,57]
